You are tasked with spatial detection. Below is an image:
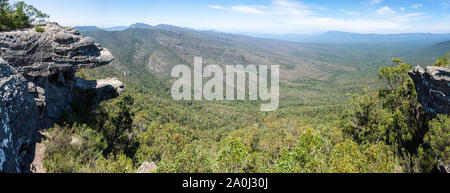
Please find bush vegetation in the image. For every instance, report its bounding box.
[433,56,448,66]
[34,25,44,32]
[0,0,48,31]
[42,54,449,173]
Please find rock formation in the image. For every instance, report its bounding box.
[409,66,450,117]
[137,161,158,173]
[0,23,124,173]
[0,58,38,172]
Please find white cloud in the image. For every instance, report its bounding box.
[377,6,396,15]
[228,0,313,16]
[394,13,424,22]
[231,6,268,14]
[400,7,405,11]
[369,0,383,5]
[207,5,228,10]
[202,0,432,33]
[411,4,423,9]
[271,0,313,16]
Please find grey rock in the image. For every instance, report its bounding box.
[0,58,38,173]
[438,160,450,173]
[137,161,158,173]
[0,23,113,77]
[72,78,126,109]
[409,66,450,117]
[0,23,125,173]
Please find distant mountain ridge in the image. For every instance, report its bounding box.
[433,40,450,50]
[77,23,449,80]
[244,31,450,44]
[129,23,154,29]
[75,23,450,44]
[74,25,127,32]
[74,26,103,31]
[79,25,361,82]
[75,23,186,32]
[103,26,128,31]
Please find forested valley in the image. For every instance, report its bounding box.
[41,26,449,173]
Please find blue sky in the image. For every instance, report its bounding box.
[13,0,450,34]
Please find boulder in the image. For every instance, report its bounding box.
[409,66,450,117]
[72,78,126,109]
[137,161,158,173]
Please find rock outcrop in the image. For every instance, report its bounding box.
[409,66,450,117]
[72,78,125,110]
[0,59,38,173]
[0,23,124,173]
[137,161,158,173]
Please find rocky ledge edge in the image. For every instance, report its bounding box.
[0,23,125,173]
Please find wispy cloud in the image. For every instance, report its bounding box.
[411,4,423,9]
[271,0,313,16]
[227,0,313,16]
[376,6,396,15]
[206,5,227,10]
[203,0,437,33]
[230,6,268,14]
[394,13,424,22]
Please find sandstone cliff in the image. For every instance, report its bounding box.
[0,23,124,173]
[409,65,450,117]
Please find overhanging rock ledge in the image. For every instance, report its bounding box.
[0,23,125,173]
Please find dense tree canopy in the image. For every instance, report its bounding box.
[42,55,449,173]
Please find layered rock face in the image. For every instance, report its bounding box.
[409,66,450,117]
[0,23,124,173]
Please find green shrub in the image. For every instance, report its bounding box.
[95,153,135,173]
[363,142,399,173]
[217,137,249,173]
[34,25,44,32]
[432,56,448,67]
[329,140,367,173]
[424,115,450,171]
[157,141,214,173]
[43,124,106,173]
[329,140,398,173]
[274,128,327,173]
